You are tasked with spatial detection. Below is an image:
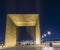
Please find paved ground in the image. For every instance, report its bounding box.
[0,46,60,50]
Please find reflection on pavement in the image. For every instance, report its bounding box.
[42,47,54,50]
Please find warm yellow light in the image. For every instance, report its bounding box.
[5,14,41,47]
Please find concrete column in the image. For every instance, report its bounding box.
[35,17,41,45]
[5,16,16,47]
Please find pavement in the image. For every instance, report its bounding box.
[0,46,60,50]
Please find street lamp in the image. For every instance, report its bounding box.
[42,35,44,38]
[44,34,47,37]
[48,32,51,35]
[41,31,51,43]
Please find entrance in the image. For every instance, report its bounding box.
[16,26,35,42]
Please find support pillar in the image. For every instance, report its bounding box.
[35,17,40,44]
[5,17,16,47]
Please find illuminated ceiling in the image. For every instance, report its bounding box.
[8,14,39,26]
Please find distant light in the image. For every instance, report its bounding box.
[48,32,51,35]
[42,35,44,38]
[44,34,47,37]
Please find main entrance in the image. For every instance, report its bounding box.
[5,14,41,47]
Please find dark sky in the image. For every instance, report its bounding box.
[41,0,60,41]
[0,0,60,42]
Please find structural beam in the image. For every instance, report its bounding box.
[5,14,41,47]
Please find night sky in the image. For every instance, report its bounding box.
[0,0,60,42]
